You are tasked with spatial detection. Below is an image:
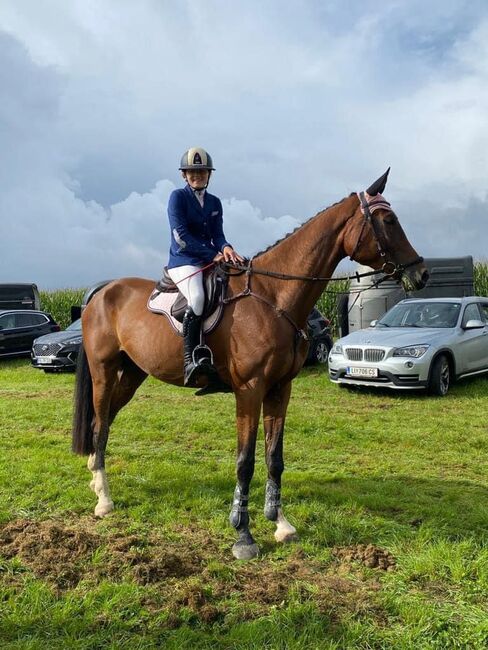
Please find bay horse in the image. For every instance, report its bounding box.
[72,170,428,560]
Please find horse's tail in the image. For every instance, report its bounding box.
[72,343,95,456]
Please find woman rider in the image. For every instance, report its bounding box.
[166,147,244,387]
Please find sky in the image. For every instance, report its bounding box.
[1,0,487,289]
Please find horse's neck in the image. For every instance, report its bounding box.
[252,195,356,321]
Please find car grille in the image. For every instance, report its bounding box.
[33,343,62,356]
[345,347,385,362]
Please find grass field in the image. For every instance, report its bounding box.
[0,358,487,649]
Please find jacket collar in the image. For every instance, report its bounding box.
[184,183,207,211]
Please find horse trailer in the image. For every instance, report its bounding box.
[338,256,474,336]
[0,283,41,311]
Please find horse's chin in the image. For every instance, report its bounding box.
[401,269,428,292]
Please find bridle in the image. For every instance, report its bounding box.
[349,191,423,278]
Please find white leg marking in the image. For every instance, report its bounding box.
[274,508,297,543]
[87,455,114,517]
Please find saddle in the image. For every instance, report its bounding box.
[147,266,228,336]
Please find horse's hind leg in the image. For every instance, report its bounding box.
[263,381,297,543]
[89,357,147,517]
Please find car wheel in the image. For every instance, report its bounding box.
[428,354,450,396]
[311,338,331,365]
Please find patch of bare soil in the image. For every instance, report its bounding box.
[0,518,393,627]
[0,519,99,588]
[332,543,396,571]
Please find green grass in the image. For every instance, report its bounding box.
[1,359,487,648]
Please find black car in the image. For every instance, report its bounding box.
[31,318,83,372]
[306,308,334,365]
[0,310,60,358]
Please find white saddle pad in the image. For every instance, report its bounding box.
[147,289,222,336]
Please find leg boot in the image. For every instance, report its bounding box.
[182,308,215,387]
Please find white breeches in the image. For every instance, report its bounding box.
[167,265,205,316]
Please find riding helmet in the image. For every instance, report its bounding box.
[179,147,215,171]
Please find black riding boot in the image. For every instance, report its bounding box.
[182,308,215,387]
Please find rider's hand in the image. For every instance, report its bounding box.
[213,252,224,263]
[222,246,245,265]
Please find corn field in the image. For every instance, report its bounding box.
[39,288,86,330]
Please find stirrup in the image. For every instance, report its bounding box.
[192,344,213,366]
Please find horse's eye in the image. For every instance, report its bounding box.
[384,216,397,225]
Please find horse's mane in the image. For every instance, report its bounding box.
[253,193,355,258]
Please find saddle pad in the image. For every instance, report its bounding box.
[147,290,223,336]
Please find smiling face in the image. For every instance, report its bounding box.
[183,169,210,190]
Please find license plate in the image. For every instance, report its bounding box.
[37,356,53,364]
[347,366,378,378]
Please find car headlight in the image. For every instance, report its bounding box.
[331,343,343,355]
[392,345,429,358]
[65,337,83,345]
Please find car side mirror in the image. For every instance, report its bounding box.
[464,319,485,329]
[370,320,377,327]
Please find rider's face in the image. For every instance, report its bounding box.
[183,169,210,190]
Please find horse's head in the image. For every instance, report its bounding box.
[344,169,428,291]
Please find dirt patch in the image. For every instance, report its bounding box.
[332,544,396,571]
[0,518,389,627]
[0,519,99,588]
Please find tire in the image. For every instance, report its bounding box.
[428,354,450,396]
[311,338,332,365]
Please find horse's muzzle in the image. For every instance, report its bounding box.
[401,263,429,292]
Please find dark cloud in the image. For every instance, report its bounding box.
[1,2,487,291]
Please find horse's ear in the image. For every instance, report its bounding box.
[366,167,390,196]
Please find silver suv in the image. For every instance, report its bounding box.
[328,297,488,396]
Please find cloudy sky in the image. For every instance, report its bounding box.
[1,0,487,289]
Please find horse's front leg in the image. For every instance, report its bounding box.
[229,389,262,560]
[263,381,297,543]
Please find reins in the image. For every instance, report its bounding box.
[212,194,423,341]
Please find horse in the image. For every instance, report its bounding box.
[72,170,428,560]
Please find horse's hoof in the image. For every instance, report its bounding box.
[232,541,260,560]
[94,501,114,518]
[274,527,299,543]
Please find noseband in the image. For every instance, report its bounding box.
[350,192,423,277]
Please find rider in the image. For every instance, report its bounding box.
[166,147,244,387]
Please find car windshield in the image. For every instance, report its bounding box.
[377,302,461,328]
[66,319,82,331]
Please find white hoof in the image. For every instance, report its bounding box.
[274,509,298,543]
[94,500,114,518]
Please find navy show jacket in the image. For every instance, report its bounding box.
[167,183,231,268]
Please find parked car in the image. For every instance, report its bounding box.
[328,297,488,396]
[31,318,83,372]
[0,310,60,358]
[306,308,333,365]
